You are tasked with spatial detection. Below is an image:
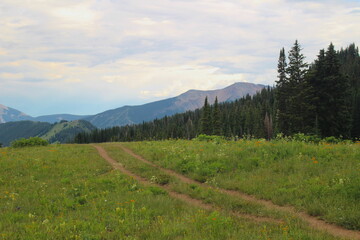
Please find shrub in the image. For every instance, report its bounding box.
[322,136,341,144]
[194,134,225,144]
[10,137,49,148]
[292,133,321,143]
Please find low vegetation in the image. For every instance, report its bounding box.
[0,144,339,239]
[10,137,49,148]
[122,138,360,230]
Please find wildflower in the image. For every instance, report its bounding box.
[212,217,216,221]
[313,160,318,164]
[42,219,49,224]
[130,199,135,202]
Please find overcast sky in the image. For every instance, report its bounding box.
[1,0,359,116]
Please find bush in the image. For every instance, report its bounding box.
[322,136,341,144]
[194,134,225,144]
[11,137,49,148]
[292,133,321,143]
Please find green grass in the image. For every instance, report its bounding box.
[122,139,360,230]
[0,144,338,239]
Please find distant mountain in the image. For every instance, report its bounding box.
[33,114,90,123]
[1,82,266,129]
[0,104,88,124]
[0,104,32,123]
[85,82,266,128]
[0,120,96,146]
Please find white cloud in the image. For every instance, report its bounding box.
[0,0,359,115]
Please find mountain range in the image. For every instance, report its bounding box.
[0,104,88,124]
[84,82,265,128]
[1,82,266,129]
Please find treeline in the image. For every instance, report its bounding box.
[74,42,360,143]
[74,88,275,143]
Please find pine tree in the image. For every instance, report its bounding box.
[321,43,352,137]
[286,40,308,134]
[275,47,290,135]
[212,97,222,135]
[200,97,212,135]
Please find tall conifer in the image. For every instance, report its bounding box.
[212,97,222,135]
[286,40,308,134]
[200,97,212,135]
[275,47,289,134]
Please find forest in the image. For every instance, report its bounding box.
[74,42,360,143]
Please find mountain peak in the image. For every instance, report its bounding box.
[85,82,266,128]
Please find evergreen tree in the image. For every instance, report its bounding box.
[200,97,212,135]
[320,43,352,137]
[212,97,222,135]
[275,47,290,134]
[338,43,360,139]
[286,40,308,134]
[303,49,325,135]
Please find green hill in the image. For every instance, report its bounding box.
[0,121,52,146]
[41,120,96,143]
[0,120,96,146]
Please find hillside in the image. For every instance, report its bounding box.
[41,120,96,143]
[0,121,52,146]
[0,120,96,146]
[85,82,265,128]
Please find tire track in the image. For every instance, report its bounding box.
[93,145,280,224]
[118,144,360,240]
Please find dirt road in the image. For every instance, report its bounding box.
[117,144,360,240]
[93,145,279,224]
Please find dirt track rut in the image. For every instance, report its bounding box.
[93,145,279,224]
[117,144,360,240]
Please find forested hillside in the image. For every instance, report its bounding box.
[0,121,52,146]
[0,120,96,146]
[74,42,360,143]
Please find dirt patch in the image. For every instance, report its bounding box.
[118,144,360,240]
[93,145,280,224]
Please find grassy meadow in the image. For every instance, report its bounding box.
[0,143,344,239]
[121,139,360,231]
[0,141,360,240]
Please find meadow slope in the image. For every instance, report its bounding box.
[0,143,348,239]
[119,139,360,232]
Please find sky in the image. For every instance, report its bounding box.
[0,0,359,116]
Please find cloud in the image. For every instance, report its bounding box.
[0,0,359,115]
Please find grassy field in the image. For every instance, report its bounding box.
[0,143,341,239]
[121,139,360,231]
